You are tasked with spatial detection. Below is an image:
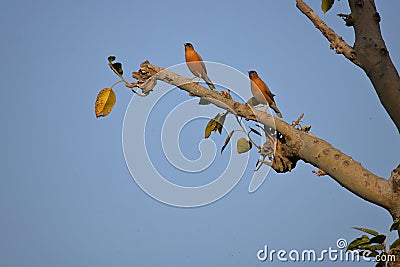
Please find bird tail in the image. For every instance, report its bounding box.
[203,74,216,90]
[270,102,283,118]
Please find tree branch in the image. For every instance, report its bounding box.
[296,0,360,66]
[131,60,400,213]
[348,0,400,133]
[296,0,400,133]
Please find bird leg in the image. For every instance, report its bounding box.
[188,76,201,86]
[252,104,269,114]
[258,104,269,114]
[253,104,264,109]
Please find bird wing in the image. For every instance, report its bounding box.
[255,78,274,102]
[186,50,208,77]
[260,80,275,100]
[199,58,207,74]
[193,52,207,75]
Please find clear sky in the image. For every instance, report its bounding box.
[1,0,399,266]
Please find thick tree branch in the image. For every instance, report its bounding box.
[296,0,360,66]
[296,0,400,133]
[348,0,400,133]
[131,60,400,213]
[390,165,400,218]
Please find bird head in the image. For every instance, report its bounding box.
[248,70,258,79]
[184,43,194,48]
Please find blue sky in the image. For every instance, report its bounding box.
[1,0,399,266]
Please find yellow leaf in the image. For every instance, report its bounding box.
[321,0,335,13]
[205,118,217,138]
[204,113,227,138]
[237,138,252,154]
[95,88,116,118]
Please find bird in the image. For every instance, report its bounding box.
[248,70,283,118]
[184,43,216,90]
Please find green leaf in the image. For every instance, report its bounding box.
[198,97,211,105]
[347,235,371,251]
[249,127,262,136]
[107,55,116,63]
[221,130,235,154]
[362,250,379,257]
[111,62,123,76]
[390,217,400,231]
[247,97,260,106]
[375,260,386,267]
[353,227,379,237]
[321,0,335,13]
[358,243,374,250]
[370,235,386,244]
[368,244,385,251]
[237,138,252,154]
[390,238,400,249]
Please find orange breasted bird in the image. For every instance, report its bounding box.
[248,70,283,118]
[184,43,216,90]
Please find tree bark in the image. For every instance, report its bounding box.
[348,0,400,134]
[296,0,400,133]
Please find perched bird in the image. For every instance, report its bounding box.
[248,70,283,118]
[184,43,216,90]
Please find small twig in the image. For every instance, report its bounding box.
[235,116,262,150]
[292,113,305,127]
[383,230,391,255]
[255,155,268,171]
[301,125,312,133]
[110,79,124,89]
[337,13,354,26]
[262,124,278,145]
[257,160,272,168]
[109,62,147,97]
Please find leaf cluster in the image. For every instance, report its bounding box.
[347,219,400,266]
